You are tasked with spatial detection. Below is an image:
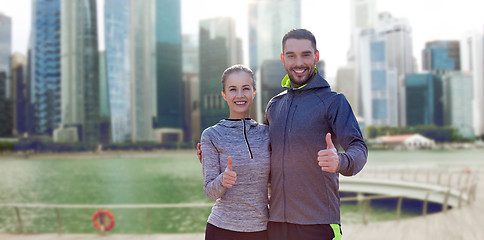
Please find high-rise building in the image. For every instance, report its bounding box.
[105,0,157,142]
[105,0,131,142]
[405,73,443,127]
[153,0,184,143]
[0,12,11,99]
[199,17,238,130]
[377,13,414,126]
[442,71,474,139]
[336,62,359,115]
[0,12,12,136]
[349,0,377,61]
[358,28,398,127]
[182,34,200,144]
[29,0,62,136]
[11,53,28,137]
[249,0,301,73]
[461,32,484,138]
[60,0,100,143]
[249,0,301,120]
[130,0,156,142]
[357,13,414,127]
[422,41,460,74]
[98,51,110,144]
[256,59,286,122]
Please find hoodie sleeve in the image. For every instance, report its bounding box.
[201,129,227,201]
[327,94,368,176]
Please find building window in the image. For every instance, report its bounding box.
[372,98,387,119]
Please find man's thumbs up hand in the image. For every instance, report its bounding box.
[317,133,339,173]
[222,156,237,188]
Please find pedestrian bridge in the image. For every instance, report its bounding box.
[339,177,469,208]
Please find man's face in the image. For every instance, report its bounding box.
[281,38,319,88]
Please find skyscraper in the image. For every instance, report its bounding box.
[405,73,441,127]
[338,0,377,120]
[0,12,12,136]
[98,51,110,144]
[0,12,11,98]
[357,13,414,127]
[105,0,131,142]
[60,0,100,143]
[105,0,156,142]
[349,0,377,61]
[442,71,474,139]
[129,0,156,142]
[422,41,460,73]
[358,28,398,127]
[199,17,238,130]
[29,0,62,135]
[153,0,184,141]
[182,34,200,144]
[461,32,484,138]
[12,53,28,137]
[336,61,359,115]
[249,0,301,73]
[377,12,414,126]
[249,0,301,120]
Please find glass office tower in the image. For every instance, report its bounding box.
[29,0,62,135]
[105,0,132,142]
[61,0,100,143]
[154,0,184,131]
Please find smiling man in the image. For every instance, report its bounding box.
[263,29,368,240]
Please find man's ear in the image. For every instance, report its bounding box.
[315,50,320,63]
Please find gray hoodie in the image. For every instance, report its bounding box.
[201,118,270,232]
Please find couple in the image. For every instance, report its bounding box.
[199,29,368,240]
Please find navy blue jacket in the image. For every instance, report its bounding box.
[264,71,368,224]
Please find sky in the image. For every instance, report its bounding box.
[1,0,484,81]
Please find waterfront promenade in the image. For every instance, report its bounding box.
[1,150,482,240]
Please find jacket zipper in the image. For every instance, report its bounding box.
[242,119,254,159]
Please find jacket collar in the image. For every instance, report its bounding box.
[281,66,330,91]
[218,118,258,128]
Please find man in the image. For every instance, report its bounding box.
[199,29,367,240]
[263,28,367,240]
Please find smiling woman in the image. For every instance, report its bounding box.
[200,64,271,240]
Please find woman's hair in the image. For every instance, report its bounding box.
[221,64,256,92]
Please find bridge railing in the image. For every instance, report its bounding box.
[343,167,479,225]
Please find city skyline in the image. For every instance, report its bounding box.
[1,0,483,81]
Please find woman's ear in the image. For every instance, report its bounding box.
[221,90,226,101]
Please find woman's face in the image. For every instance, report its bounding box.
[222,71,256,119]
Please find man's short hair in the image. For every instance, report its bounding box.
[282,29,317,53]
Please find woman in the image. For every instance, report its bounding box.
[201,64,270,240]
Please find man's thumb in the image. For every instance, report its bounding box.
[326,133,335,149]
[227,156,233,171]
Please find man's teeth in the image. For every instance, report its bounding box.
[294,69,305,73]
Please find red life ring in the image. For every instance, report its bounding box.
[92,209,115,232]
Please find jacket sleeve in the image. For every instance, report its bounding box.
[327,94,368,176]
[201,130,227,201]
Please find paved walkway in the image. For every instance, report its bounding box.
[0,233,204,240]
